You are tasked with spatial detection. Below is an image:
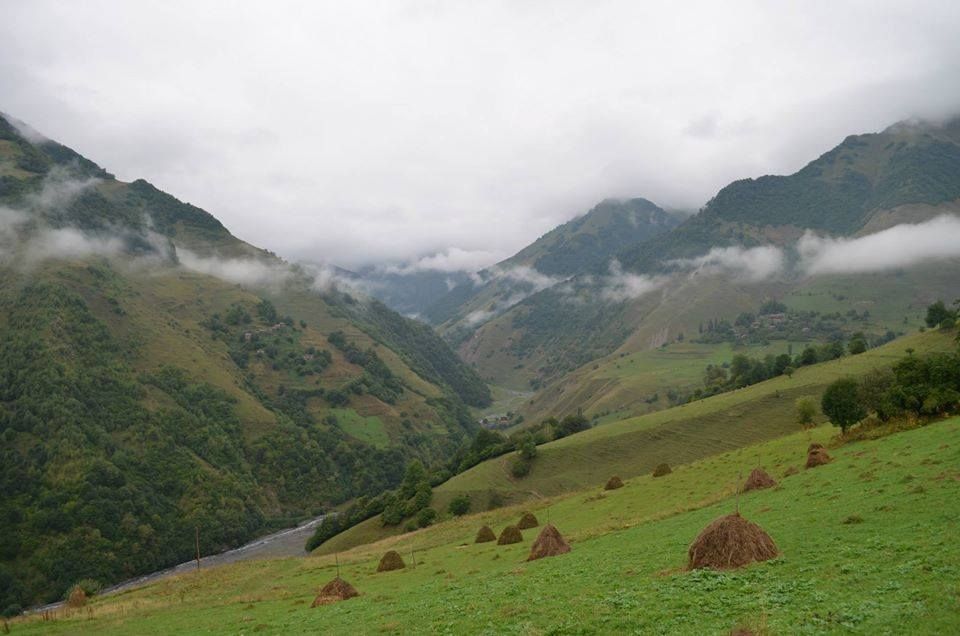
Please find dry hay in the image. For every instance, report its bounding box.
[475,525,496,543]
[311,577,359,607]
[497,525,523,545]
[782,466,799,478]
[806,448,833,468]
[743,468,777,492]
[66,586,87,608]
[808,442,824,452]
[526,524,571,561]
[376,550,406,572]
[653,463,672,477]
[517,512,539,529]
[687,512,779,570]
[604,476,624,490]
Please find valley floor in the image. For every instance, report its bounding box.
[13,417,960,635]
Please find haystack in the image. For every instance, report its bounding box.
[475,525,496,543]
[808,442,824,452]
[604,476,624,490]
[497,525,523,545]
[376,550,406,572]
[311,577,359,607]
[526,524,571,561]
[806,447,832,468]
[653,463,672,477]
[517,512,539,529]
[742,467,777,492]
[66,586,87,608]
[687,512,778,570]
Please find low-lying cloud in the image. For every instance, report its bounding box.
[601,260,666,301]
[799,215,960,275]
[382,247,503,275]
[670,245,785,282]
[177,249,293,287]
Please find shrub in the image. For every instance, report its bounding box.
[448,495,471,516]
[1,604,22,618]
[511,457,532,478]
[795,397,817,427]
[416,507,437,528]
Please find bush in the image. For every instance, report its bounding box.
[448,495,471,516]
[795,397,817,427]
[416,507,437,528]
[510,457,532,478]
[822,377,867,432]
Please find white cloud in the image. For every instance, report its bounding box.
[382,247,502,275]
[601,260,666,301]
[2,2,959,267]
[670,245,785,282]
[177,249,292,287]
[799,215,960,275]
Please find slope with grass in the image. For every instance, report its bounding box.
[319,328,956,553]
[14,416,960,634]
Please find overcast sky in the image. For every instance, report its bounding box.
[3,1,960,270]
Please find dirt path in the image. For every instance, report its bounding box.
[27,514,329,614]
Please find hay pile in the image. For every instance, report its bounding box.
[808,442,823,452]
[604,476,624,490]
[687,512,778,570]
[517,512,539,529]
[475,525,496,543]
[497,525,523,545]
[527,524,571,561]
[311,577,359,607]
[376,550,406,572]
[742,467,777,492]
[66,586,87,608]
[806,447,832,468]
[653,463,672,477]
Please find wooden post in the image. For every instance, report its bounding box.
[195,526,201,570]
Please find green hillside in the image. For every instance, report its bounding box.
[317,327,956,553]
[0,114,489,608]
[13,415,960,634]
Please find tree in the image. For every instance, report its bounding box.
[416,507,437,528]
[821,378,866,432]
[848,336,867,355]
[554,413,590,438]
[448,495,471,516]
[795,397,817,427]
[517,436,537,460]
[925,300,955,328]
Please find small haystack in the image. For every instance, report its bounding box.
[808,442,824,452]
[742,467,777,492]
[653,463,672,477]
[311,577,359,607]
[66,586,87,608]
[497,525,523,545]
[806,447,832,469]
[475,525,496,543]
[687,512,778,570]
[526,524,571,561]
[517,512,539,529]
[376,550,406,572]
[604,476,624,490]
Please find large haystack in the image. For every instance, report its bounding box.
[311,577,359,607]
[653,463,672,477]
[806,447,832,468]
[517,512,539,529]
[497,525,523,545]
[376,550,406,572]
[604,476,624,490]
[526,524,571,561]
[742,467,777,492]
[66,586,87,608]
[475,525,496,543]
[687,512,779,570]
[808,442,824,453]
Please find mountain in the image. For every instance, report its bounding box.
[424,198,682,333]
[343,266,474,318]
[443,117,960,395]
[0,113,489,608]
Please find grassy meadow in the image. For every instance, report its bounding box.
[13,417,960,634]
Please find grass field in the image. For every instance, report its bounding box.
[319,328,956,552]
[15,417,960,634]
[329,408,389,448]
